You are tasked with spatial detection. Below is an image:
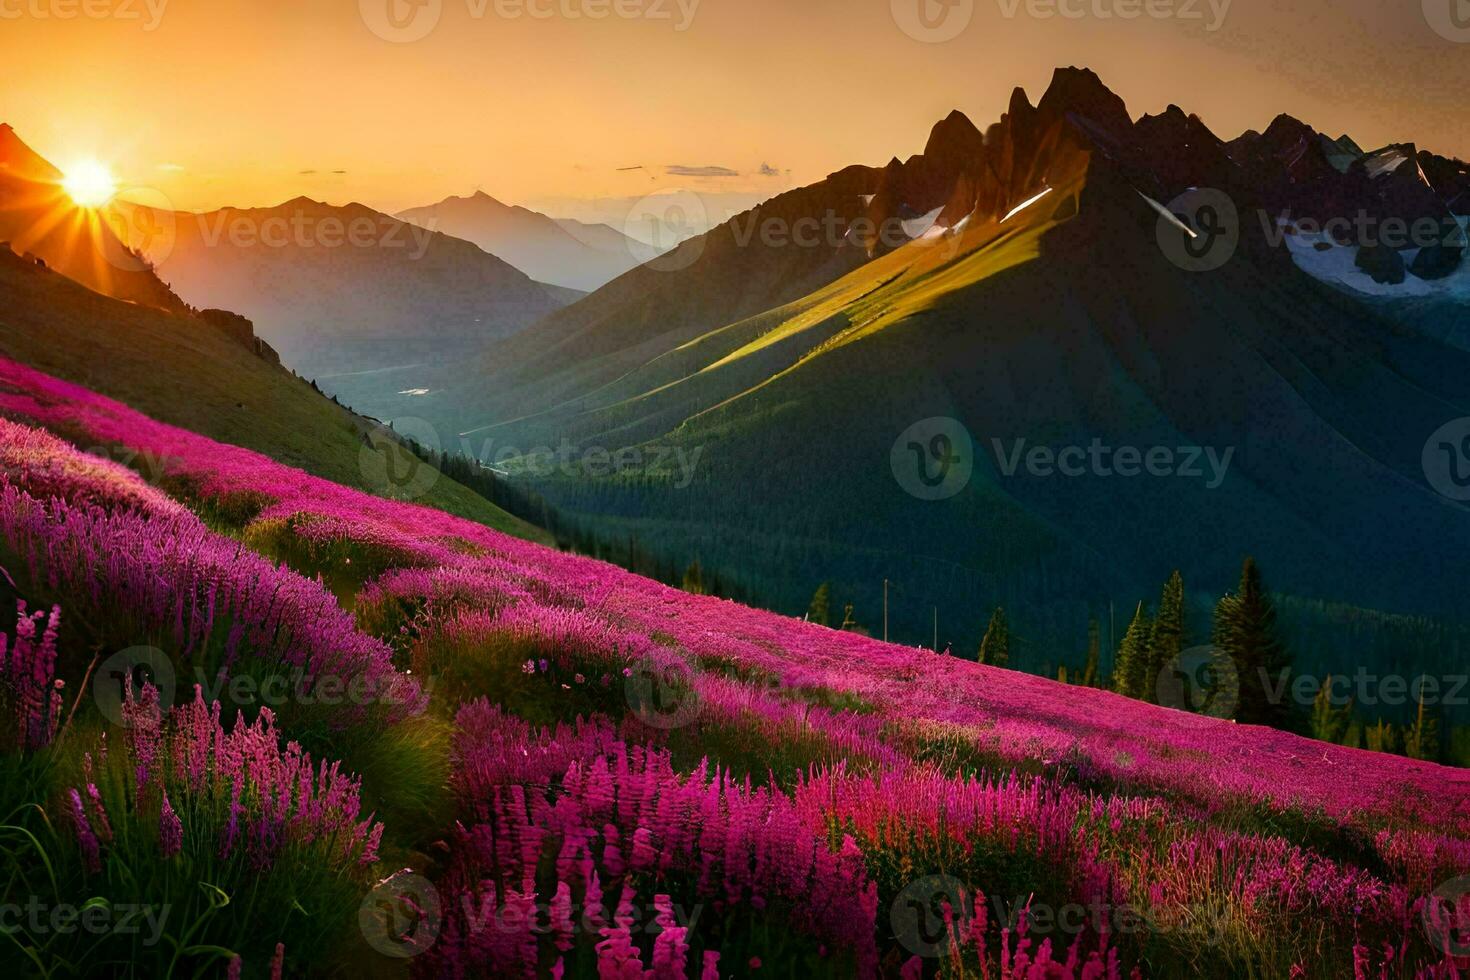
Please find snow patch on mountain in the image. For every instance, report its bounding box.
[1362,148,1411,180]
[901,206,945,239]
[1283,217,1470,299]
[1136,190,1198,239]
[1002,188,1054,223]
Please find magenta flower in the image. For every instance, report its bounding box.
[0,417,191,520]
[0,601,62,753]
[74,685,381,875]
[159,790,182,859]
[426,702,880,977]
[84,783,113,844]
[68,788,101,874]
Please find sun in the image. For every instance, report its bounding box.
[61,160,118,208]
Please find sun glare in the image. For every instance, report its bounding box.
[61,160,118,208]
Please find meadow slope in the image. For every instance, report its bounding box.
[0,249,544,540]
[0,354,1465,978]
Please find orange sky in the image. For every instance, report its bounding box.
[4,0,1467,223]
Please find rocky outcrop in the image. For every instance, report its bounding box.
[1355,243,1406,284]
[198,308,281,366]
[1410,243,1465,281]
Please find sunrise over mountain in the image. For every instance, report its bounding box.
[1,1,1468,977]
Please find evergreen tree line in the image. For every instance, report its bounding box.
[1102,558,1446,764]
[406,438,1458,767]
[401,440,750,603]
[800,558,1454,766]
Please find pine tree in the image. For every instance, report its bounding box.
[1082,618,1101,688]
[1213,558,1292,728]
[978,607,1010,668]
[1404,687,1441,762]
[807,583,832,627]
[1143,572,1186,704]
[1309,676,1352,745]
[1113,602,1153,699]
[681,560,706,595]
[1365,719,1401,756]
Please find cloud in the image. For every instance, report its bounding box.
[665,164,740,178]
[757,162,784,177]
[616,165,656,181]
[298,169,317,175]
[157,163,185,173]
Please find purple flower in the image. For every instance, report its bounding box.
[159,790,183,859]
[68,788,101,874]
[0,602,62,752]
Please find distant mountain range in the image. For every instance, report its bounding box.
[0,240,537,536]
[397,191,647,292]
[121,196,575,385]
[353,67,1470,660]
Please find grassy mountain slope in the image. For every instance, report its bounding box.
[0,249,544,539]
[629,166,1470,613]
[471,149,1085,451]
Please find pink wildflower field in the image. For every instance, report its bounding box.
[1,353,1467,979]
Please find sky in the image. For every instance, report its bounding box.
[3,0,1468,228]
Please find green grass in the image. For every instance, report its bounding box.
[409,624,631,726]
[0,731,373,979]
